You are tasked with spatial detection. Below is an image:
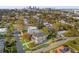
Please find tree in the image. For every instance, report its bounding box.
[29,17,37,26]
[4,39,17,53]
[64,28,79,37]
[40,27,49,34]
[16,19,25,30]
[21,32,31,42]
[36,22,44,29]
[53,22,61,31]
[47,29,57,39]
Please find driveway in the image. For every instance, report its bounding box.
[0,39,4,53]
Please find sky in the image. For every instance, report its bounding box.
[0,0,79,9]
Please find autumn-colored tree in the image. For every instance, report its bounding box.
[16,19,25,30]
[21,32,31,42]
[29,17,37,26]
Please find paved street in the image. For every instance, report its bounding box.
[14,29,25,53]
[32,37,78,53]
[0,39,4,53]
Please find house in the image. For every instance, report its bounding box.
[15,15,19,20]
[57,31,67,37]
[36,13,41,16]
[33,15,43,22]
[59,20,66,24]
[0,16,2,21]
[72,14,79,19]
[37,19,43,23]
[6,16,10,22]
[74,10,79,15]
[43,22,52,28]
[73,17,79,19]
[27,26,39,34]
[0,28,7,34]
[24,16,29,19]
[31,32,48,44]
[55,45,69,53]
[24,18,28,24]
[33,15,39,19]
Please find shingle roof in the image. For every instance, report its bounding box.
[33,32,47,37]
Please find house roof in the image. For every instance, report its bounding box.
[0,28,7,33]
[57,31,67,35]
[28,26,38,29]
[33,32,47,37]
[55,45,65,53]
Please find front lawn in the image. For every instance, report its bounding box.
[64,38,79,52]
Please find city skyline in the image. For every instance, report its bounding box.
[0,6,79,9]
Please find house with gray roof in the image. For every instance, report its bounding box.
[31,32,48,44]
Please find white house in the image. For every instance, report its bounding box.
[0,28,7,34]
[27,26,39,34]
[57,31,67,37]
[59,20,66,24]
[24,18,28,24]
[73,17,79,19]
[33,15,39,19]
[31,32,48,44]
[36,13,41,16]
[43,22,52,27]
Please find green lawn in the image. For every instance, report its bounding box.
[20,39,49,51]
[20,39,35,51]
[64,38,79,51]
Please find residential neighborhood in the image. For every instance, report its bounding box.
[0,6,79,53]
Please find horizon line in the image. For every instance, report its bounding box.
[0,6,79,9]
